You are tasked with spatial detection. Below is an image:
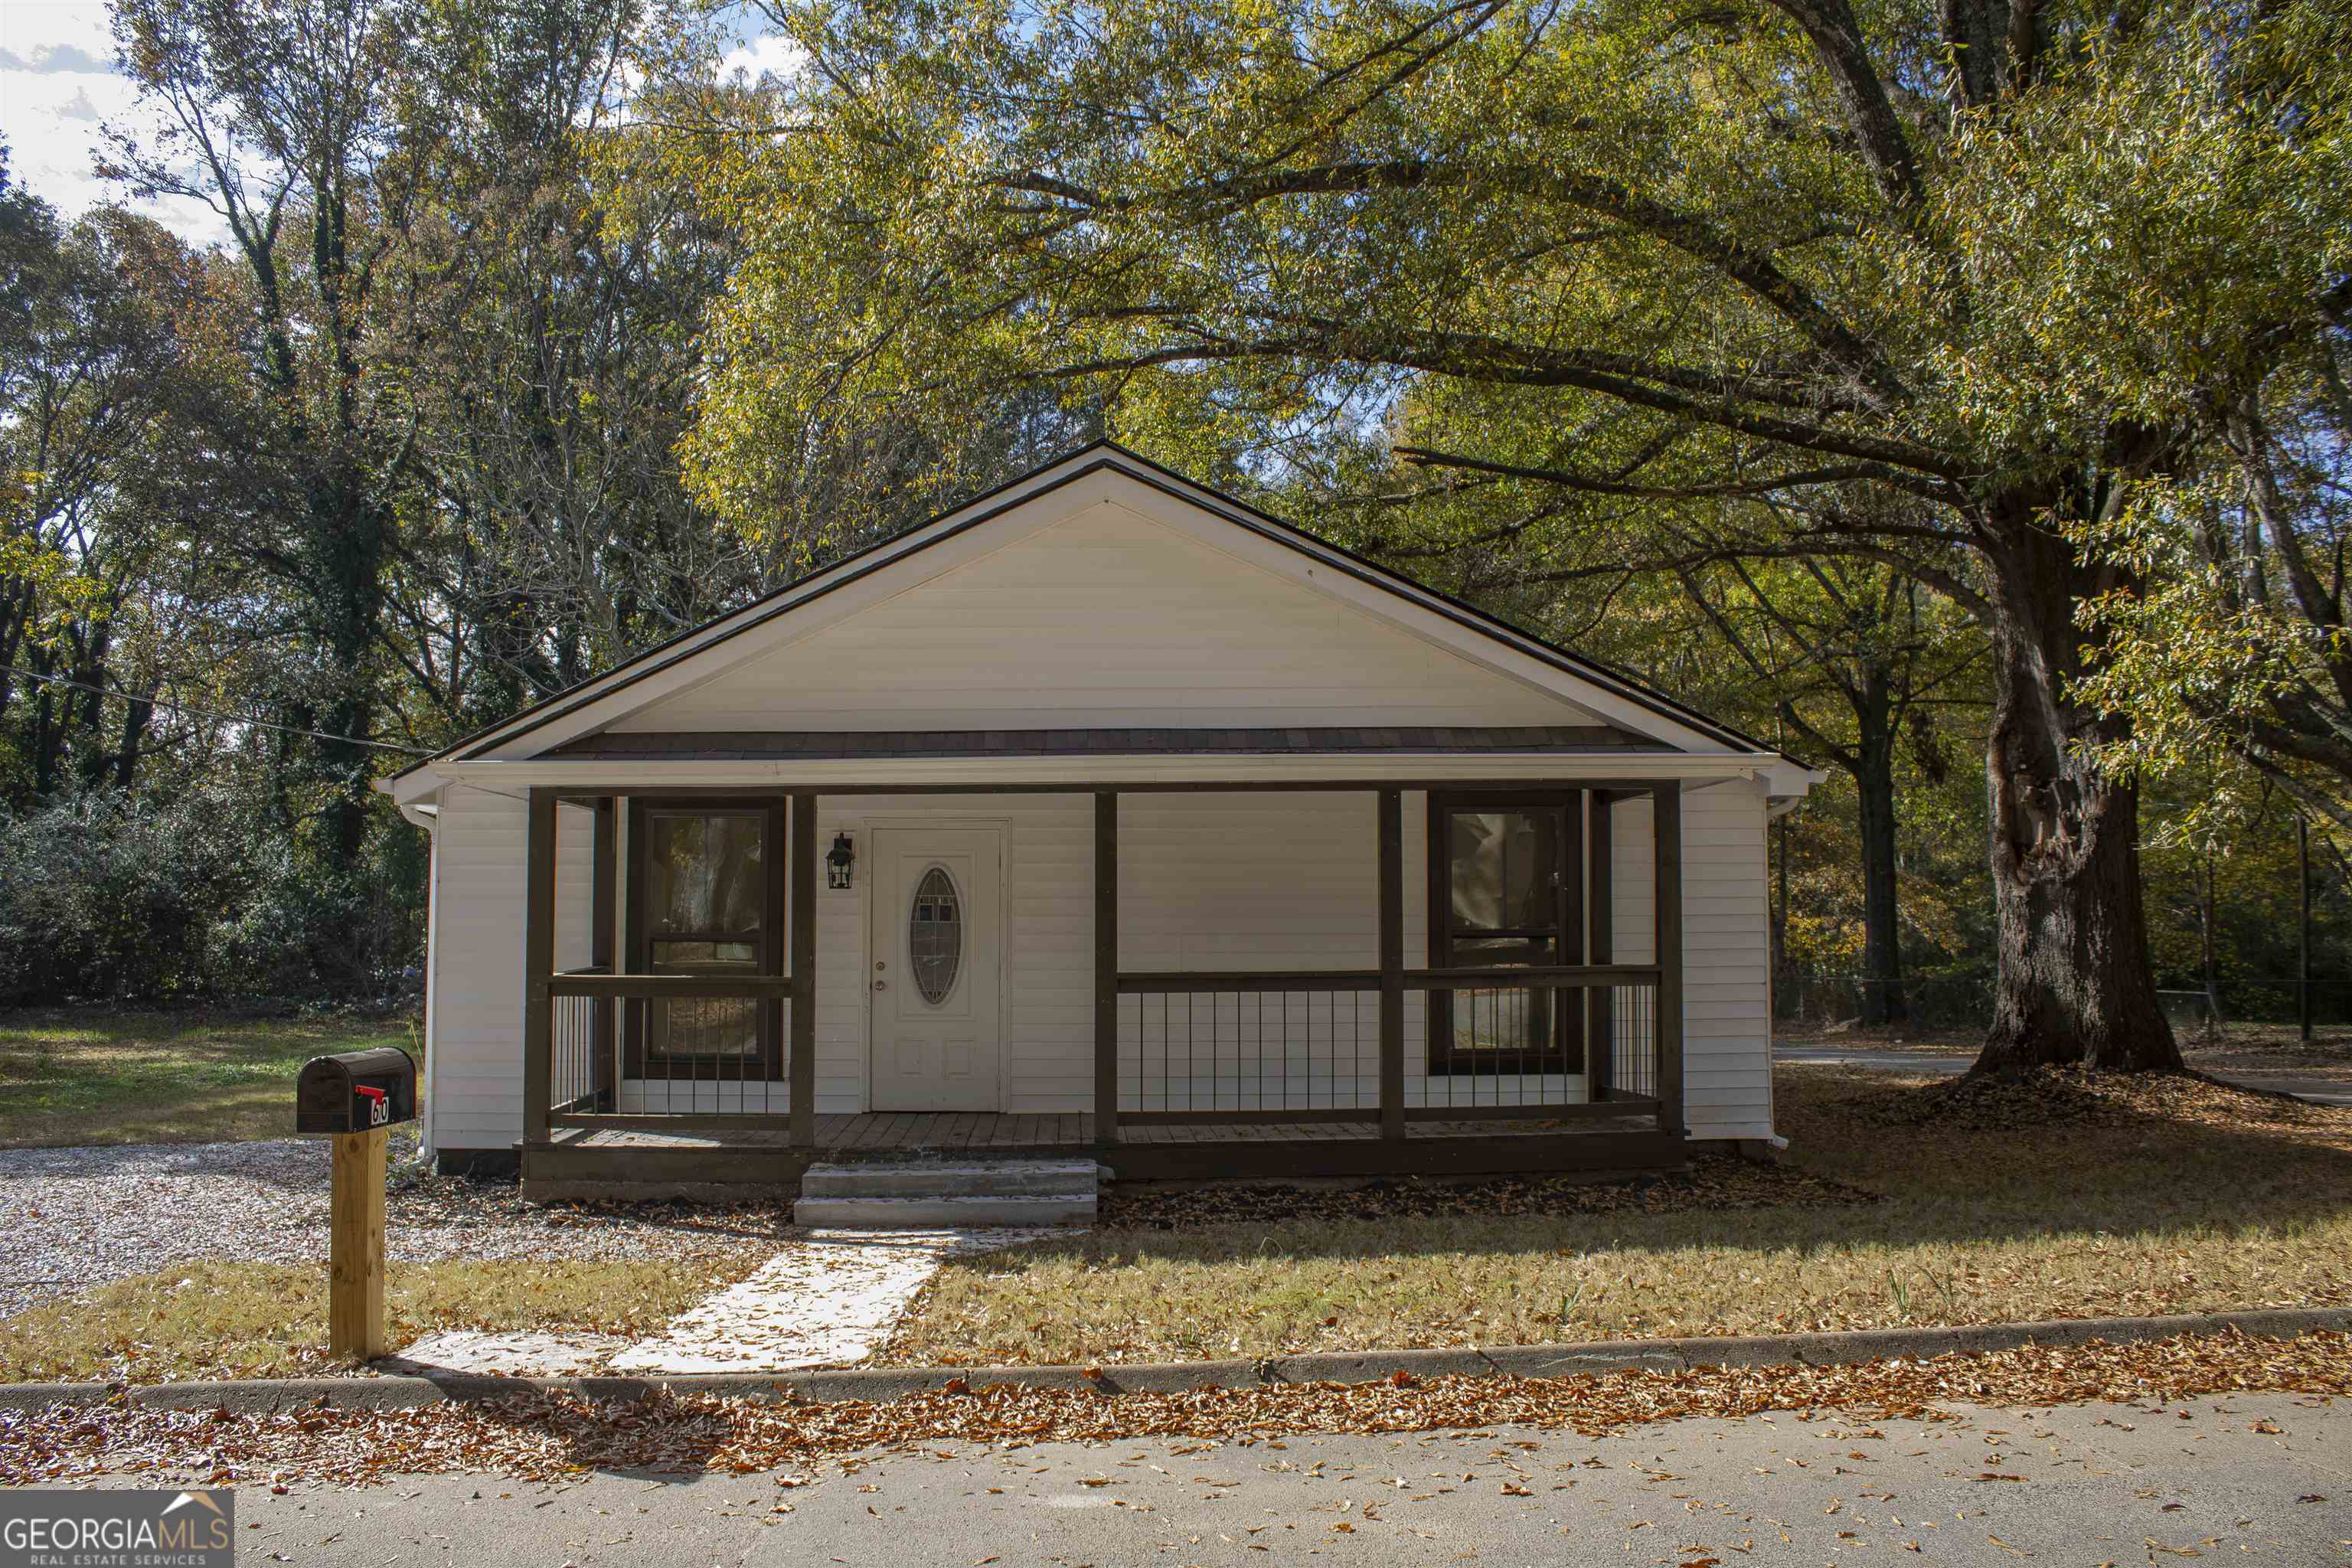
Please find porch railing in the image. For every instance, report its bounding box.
[1116,965,1667,1130]
[1118,976,1377,1123]
[521,782,1685,1157]
[538,971,803,1132]
[524,787,819,1148]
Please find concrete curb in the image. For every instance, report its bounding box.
[4,1306,2347,1416]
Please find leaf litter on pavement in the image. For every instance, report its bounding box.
[5,1328,2347,1488]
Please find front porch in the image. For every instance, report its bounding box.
[527,1107,1682,1198]
[517,777,1690,1197]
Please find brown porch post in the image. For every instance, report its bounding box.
[523,787,557,1149]
[591,799,616,1107]
[790,792,818,1148]
[1652,780,1684,1138]
[1095,790,1119,1147]
[1377,786,1405,1140]
[1586,790,1614,1097]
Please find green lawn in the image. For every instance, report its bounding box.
[0,1009,421,1148]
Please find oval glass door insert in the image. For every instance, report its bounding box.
[908,866,962,1005]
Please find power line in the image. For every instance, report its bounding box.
[1,665,434,756]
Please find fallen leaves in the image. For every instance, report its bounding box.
[1094,1155,1873,1231]
[1839,1066,2345,1138]
[6,1328,2348,1489]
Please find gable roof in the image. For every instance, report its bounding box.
[387,441,1788,786]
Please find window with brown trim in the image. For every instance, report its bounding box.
[626,799,787,1080]
[1426,791,1585,1075]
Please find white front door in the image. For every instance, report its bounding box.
[868,828,1004,1112]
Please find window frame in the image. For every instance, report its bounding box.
[1425,789,1587,1076]
[624,797,788,1081]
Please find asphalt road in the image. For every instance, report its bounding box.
[156,1388,2352,1566]
[1775,1045,2352,1105]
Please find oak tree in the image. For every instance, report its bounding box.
[677,0,2352,1069]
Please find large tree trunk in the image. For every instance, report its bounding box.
[115,681,153,790]
[1973,505,2181,1073]
[311,468,386,878]
[1851,668,1909,1027]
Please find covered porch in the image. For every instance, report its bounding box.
[517,772,1690,1197]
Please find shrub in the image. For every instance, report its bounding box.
[0,787,426,1005]
[0,789,242,1003]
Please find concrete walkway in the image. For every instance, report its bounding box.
[393,1227,1053,1377]
[186,1387,2352,1565]
[1777,1044,2352,1106]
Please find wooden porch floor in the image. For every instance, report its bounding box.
[553,1109,1658,1151]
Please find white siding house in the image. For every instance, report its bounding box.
[381,443,1813,1191]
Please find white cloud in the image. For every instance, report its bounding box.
[0,0,114,69]
[0,0,227,247]
[721,30,805,85]
[0,41,113,74]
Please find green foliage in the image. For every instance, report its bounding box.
[2,0,2345,1035]
[0,791,234,1003]
[649,0,2352,1060]
[671,0,2339,514]
[0,786,424,1007]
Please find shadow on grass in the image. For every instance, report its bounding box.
[926,1067,2352,1278]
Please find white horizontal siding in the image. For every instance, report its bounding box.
[821,791,1586,1116]
[1115,792,1579,1113]
[1609,782,1773,1142]
[1677,779,1775,1139]
[610,501,1594,733]
[427,779,1772,1143]
[426,785,529,1152]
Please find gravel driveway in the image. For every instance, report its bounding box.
[0,1137,790,1320]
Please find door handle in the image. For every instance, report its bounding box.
[873,979,887,991]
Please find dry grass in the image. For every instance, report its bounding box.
[0,1009,420,1148]
[0,1253,768,1384]
[880,1066,2352,1366]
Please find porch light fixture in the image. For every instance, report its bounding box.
[827,831,856,890]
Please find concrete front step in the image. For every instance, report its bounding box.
[793,1158,1099,1228]
[795,1193,1096,1229]
[800,1158,1101,1199]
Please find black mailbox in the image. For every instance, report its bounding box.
[296,1047,420,1134]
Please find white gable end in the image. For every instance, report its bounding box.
[607,496,1606,733]
[425,453,1774,775]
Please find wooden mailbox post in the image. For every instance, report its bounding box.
[296,1048,419,1360]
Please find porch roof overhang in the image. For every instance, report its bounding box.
[390,744,1819,805]
[546,724,1664,761]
